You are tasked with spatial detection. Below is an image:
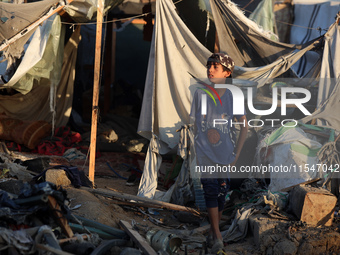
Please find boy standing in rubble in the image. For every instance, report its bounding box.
[190,53,248,254]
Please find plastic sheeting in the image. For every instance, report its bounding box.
[0,18,81,127]
[138,0,321,151]
[0,0,61,60]
[249,0,278,41]
[64,0,124,22]
[210,0,312,67]
[3,15,62,95]
[255,124,323,191]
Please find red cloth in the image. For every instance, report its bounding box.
[35,127,82,156]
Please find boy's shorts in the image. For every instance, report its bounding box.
[201,178,229,211]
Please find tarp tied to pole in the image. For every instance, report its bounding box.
[0,0,61,60]
[137,0,340,200]
[209,0,307,67]
[63,0,124,22]
[0,15,81,127]
[138,0,323,151]
[137,0,211,150]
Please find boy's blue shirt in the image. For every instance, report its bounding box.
[190,87,245,165]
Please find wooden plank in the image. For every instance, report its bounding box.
[88,0,104,182]
[82,187,201,215]
[47,196,74,238]
[119,220,158,255]
[214,31,220,53]
[58,235,89,244]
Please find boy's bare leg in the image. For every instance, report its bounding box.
[207,207,223,241]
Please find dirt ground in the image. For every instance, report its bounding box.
[65,176,262,255]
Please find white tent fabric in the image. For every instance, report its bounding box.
[137,0,210,199]
[209,0,317,67]
[0,15,58,94]
[64,0,124,22]
[248,0,278,41]
[137,0,325,199]
[301,20,340,131]
[137,0,211,149]
[138,0,321,151]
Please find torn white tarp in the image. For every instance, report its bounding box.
[0,15,59,94]
[248,0,278,41]
[209,0,319,68]
[137,135,168,199]
[0,18,81,127]
[137,0,211,149]
[64,0,124,22]
[255,123,323,191]
[0,0,62,60]
[301,20,340,131]
[138,0,322,151]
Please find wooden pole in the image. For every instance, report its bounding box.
[119,220,158,255]
[214,30,220,53]
[82,187,201,215]
[89,0,104,183]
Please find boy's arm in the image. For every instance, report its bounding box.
[230,115,248,166]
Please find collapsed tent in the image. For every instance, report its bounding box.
[0,0,63,64]
[137,0,340,200]
[0,0,126,128]
[0,15,81,128]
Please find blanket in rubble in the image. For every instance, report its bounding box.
[35,126,82,155]
[0,182,70,226]
[6,126,83,155]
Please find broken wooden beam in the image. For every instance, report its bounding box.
[47,196,74,238]
[82,187,201,216]
[289,185,337,226]
[58,235,89,244]
[119,220,158,255]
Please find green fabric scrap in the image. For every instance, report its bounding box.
[265,121,296,145]
[290,144,320,157]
